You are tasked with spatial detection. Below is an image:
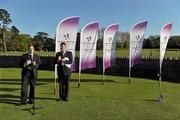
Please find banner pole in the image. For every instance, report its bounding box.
[54,65,57,94]
[129,67,131,83]
[54,77,56,94]
[159,47,163,102]
[78,68,81,87]
[78,51,81,87]
[158,69,163,102]
[103,68,105,85]
[129,28,131,84]
[129,37,131,84]
[103,43,105,85]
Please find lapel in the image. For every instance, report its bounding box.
[64,51,67,57]
[26,53,36,61]
[32,54,35,61]
[59,51,63,57]
[25,53,30,60]
[60,51,67,57]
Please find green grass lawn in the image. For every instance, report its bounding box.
[0,49,179,58]
[0,68,180,120]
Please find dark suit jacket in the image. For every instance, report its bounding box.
[20,53,41,78]
[54,51,73,76]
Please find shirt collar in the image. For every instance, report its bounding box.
[62,50,66,53]
[29,53,33,56]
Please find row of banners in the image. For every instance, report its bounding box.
[55,16,173,78]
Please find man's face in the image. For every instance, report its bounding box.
[28,46,34,54]
[60,44,66,51]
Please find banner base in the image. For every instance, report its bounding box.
[128,78,131,84]
[21,104,45,115]
[158,95,163,102]
[78,82,80,88]
[53,88,56,94]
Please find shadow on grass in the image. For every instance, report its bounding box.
[21,107,34,114]
[0,78,118,83]
[85,95,122,101]
[21,106,46,115]
[144,99,159,102]
[0,97,45,115]
[0,88,20,91]
[0,81,48,86]
[85,95,161,102]
[0,98,20,105]
[0,94,57,106]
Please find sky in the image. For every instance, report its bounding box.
[0,0,180,38]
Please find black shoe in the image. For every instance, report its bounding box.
[63,98,68,102]
[20,101,27,105]
[29,100,34,104]
[59,95,63,100]
[56,98,61,101]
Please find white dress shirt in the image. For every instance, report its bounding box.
[62,51,71,68]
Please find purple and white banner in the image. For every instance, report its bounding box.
[160,23,173,70]
[55,16,80,72]
[80,22,99,70]
[103,24,119,70]
[129,21,148,68]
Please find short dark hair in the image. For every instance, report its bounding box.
[60,42,66,46]
[28,44,34,49]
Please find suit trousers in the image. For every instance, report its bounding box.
[58,73,70,100]
[21,70,36,103]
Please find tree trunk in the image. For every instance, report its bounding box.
[2,26,7,52]
[121,41,124,49]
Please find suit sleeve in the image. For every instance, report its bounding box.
[33,55,41,68]
[54,53,59,65]
[36,56,41,68]
[64,52,73,64]
[19,55,25,68]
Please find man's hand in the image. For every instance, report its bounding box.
[32,61,36,66]
[61,58,66,62]
[26,60,31,66]
[58,56,62,61]
[24,60,32,67]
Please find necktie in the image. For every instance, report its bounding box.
[30,54,33,61]
[62,51,65,57]
[61,51,65,66]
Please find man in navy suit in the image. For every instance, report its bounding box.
[54,42,73,101]
[19,44,41,104]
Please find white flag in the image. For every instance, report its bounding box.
[129,21,148,68]
[103,24,119,71]
[160,23,173,70]
[79,21,99,70]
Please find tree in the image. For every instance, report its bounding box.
[147,35,160,48]
[75,32,80,50]
[143,38,151,48]
[0,9,12,52]
[7,33,32,51]
[6,26,20,51]
[18,34,32,51]
[44,38,55,51]
[97,38,103,50]
[168,36,180,48]
[11,25,20,36]
[33,32,48,51]
[119,32,130,48]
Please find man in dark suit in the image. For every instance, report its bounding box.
[54,42,73,101]
[19,44,41,104]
